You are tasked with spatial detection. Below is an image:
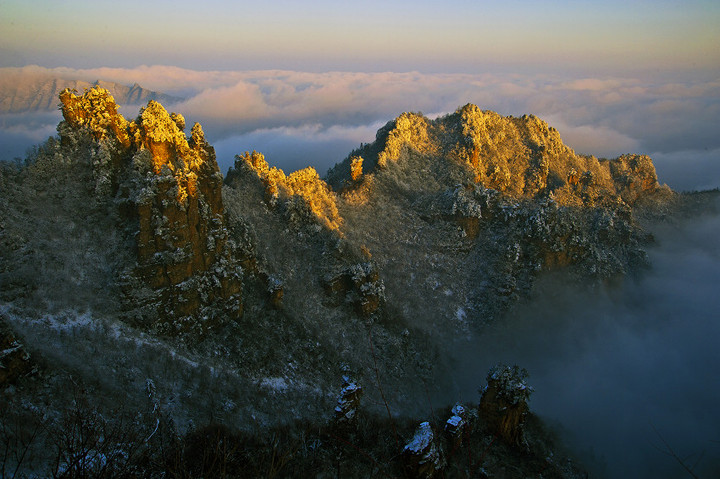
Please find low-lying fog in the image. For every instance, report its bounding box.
[453,201,720,478]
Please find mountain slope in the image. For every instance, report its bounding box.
[327,104,663,206]
[0,88,697,477]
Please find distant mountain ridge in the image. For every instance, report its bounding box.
[0,71,179,113]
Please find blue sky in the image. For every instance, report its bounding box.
[1,0,718,74]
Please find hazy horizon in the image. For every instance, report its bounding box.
[2,1,718,73]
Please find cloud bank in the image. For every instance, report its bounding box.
[1,66,719,189]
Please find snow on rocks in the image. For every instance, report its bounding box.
[403,421,444,478]
[334,376,363,423]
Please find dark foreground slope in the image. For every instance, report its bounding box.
[0,88,707,477]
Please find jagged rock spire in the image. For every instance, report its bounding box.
[58,87,242,336]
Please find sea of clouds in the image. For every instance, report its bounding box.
[1,65,718,191]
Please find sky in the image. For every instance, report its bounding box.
[1,0,719,74]
[0,0,719,190]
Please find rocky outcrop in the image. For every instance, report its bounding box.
[479,364,533,446]
[420,183,495,239]
[327,104,662,208]
[444,403,468,448]
[323,262,385,316]
[58,87,242,335]
[230,151,342,231]
[59,86,132,149]
[334,376,363,424]
[403,421,444,478]
[376,112,434,168]
[609,153,660,204]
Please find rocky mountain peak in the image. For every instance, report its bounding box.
[328,103,661,208]
[58,87,240,336]
[376,111,433,168]
[131,100,215,175]
[59,87,131,148]
[230,150,342,231]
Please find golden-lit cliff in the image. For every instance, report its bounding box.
[328,104,662,208]
[58,87,242,334]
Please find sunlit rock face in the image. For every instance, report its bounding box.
[59,87,242,336]
[327,103,661,207]
[229,150,343,231]
[609,153,660,204]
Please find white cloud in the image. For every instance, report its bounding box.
[2,66,718,187]
[542,116,642,158]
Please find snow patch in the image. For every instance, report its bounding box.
[404,421,433,453]
[260,377,289,392]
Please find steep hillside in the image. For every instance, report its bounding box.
[318,105,672,334]
[0,89,692,477]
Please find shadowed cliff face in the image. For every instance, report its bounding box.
[58,87,242,335]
